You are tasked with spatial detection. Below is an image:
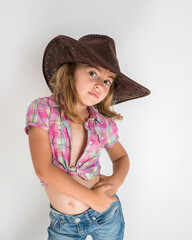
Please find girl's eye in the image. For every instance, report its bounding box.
[104,80,112,86]
[89,71,97,78]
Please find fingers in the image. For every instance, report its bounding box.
[100,174,108,179]
[112,195,117,202]
[104,184,115,191]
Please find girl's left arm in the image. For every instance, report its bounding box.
[91,141,130,195]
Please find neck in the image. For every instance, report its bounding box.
[76,103,90,122]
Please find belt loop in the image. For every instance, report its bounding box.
[86,212,94,224]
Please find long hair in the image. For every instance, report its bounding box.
[49,63,123,124]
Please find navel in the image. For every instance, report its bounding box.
[67,201,74,207]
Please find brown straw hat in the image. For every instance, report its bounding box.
[42,34,151,105]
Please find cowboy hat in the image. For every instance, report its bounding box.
[42,34,151,105]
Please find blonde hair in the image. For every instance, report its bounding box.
[49,62,123,124]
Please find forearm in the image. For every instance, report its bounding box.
[38,164,93,205]
[111,154,130,187]
[91,155,130,196]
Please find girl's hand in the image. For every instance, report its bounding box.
[91,174,119,196]
[88,184,117,212]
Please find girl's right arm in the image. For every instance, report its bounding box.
[28,125,116,212]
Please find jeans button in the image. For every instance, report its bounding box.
[92,217,96,220]
[75,218,81,223]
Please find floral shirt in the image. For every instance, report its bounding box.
[24,94,119,186]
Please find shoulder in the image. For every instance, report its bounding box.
[26,95,55,113]
[97,111,118,130]
[25,95,56,124]
[28,95,51,107]
[25,96,53,135]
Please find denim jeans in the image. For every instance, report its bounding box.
[47,194,125,240]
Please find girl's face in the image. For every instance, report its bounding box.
[74,63,116,107]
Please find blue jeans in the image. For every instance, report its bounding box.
[47,194,125,240]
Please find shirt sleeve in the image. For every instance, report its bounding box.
[24,98,50,135]
[104,119,119,149]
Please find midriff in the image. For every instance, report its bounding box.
[44,173,100,215]
[44,113,100,215]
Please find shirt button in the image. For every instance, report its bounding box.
[89,141,92,144]
[92,216,96,220]
[75,218,81,223]
[101,137,104,140]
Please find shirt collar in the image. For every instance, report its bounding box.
[48,94,104,124]
[87,105,104,123]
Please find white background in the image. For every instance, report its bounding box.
[1,0,192,239]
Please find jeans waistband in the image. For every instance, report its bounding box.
[49,193,120,223]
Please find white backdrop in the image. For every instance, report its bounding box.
[1,0,192,239]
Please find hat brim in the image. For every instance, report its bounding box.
[42,35,151,104]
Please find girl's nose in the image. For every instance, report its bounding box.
[94,83,102,92]
[94,78,104,89]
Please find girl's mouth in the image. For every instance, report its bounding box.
[88,92,98,98]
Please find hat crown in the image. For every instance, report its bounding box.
[78,34,116,54]
[78,34,120,70]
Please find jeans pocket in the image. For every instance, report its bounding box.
[49,212,63,230]
[95,202,120,226]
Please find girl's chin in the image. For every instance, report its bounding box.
[82,99,100,105]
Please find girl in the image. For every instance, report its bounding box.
[24,34,150,240]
